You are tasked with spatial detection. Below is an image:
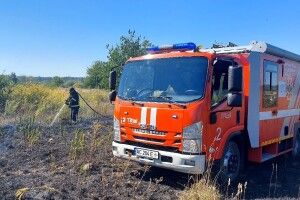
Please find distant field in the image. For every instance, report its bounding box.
[2,83,113,124]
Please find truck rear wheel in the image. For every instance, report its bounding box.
[217,141,243,184]
[293,128,300,159]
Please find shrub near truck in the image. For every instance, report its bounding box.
[110,41,300,182]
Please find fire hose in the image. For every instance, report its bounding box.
[77,92,103,116]
[50,91,103,126]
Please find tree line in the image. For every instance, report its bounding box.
[84,30,151,89]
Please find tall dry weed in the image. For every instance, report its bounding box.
[5,83,112,123]
[17,116,40,146]
[69,130,86,160]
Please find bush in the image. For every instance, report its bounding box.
[50,76,65,87]
[84,30,151,89]
[0,75,12,112]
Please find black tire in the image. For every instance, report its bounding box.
[216,141,243,184]
[293,128,300,159]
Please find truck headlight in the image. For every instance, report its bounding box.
[182,122,203,153]
[113,117,121,142]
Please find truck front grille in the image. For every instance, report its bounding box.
[133,135,165,143]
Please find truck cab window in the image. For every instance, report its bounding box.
[263,61,278,108]
[211,59,232,107]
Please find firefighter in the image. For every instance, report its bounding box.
[65,87,80,123]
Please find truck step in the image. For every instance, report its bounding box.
[261,152,276,162]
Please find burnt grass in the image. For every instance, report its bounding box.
[0,116,300,199]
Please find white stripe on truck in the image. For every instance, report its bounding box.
[140,107,147,125]
[150,108,157,129]
[259,108,300,120]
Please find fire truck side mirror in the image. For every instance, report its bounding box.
[109,70,117,91]
[227,93,242,107]
[228,66,242,92]
[109,90,117,103]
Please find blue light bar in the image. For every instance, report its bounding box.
[147,42,196,54]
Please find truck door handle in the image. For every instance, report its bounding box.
[236,111,240,124]
[272,110,278,116]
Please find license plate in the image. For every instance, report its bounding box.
[135,148,159,159]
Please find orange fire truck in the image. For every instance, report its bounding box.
[109,41,300,181]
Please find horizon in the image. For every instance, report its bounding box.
[0,0,300,77]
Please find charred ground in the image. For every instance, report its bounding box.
[0,116,300,199]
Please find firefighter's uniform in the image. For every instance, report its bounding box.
[65,88,80,122]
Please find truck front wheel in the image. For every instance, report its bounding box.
[217,141,243,183]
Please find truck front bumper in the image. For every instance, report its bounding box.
[112,141,206,174]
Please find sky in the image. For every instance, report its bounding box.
[0,0,300,77]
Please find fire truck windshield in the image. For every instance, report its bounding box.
[118,57,208,103]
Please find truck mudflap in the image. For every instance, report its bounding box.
[112,141,206,174]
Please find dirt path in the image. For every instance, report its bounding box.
[0,118,299,199]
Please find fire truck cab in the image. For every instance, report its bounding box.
[109,41,300,182]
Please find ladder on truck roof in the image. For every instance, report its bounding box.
[199,41,300,63]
